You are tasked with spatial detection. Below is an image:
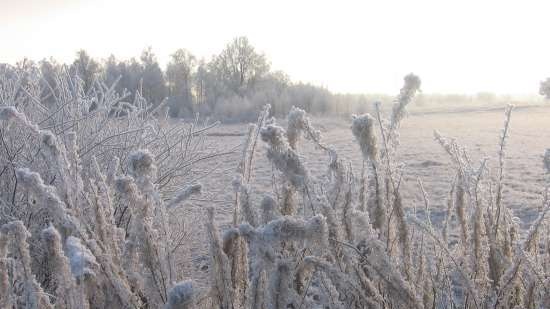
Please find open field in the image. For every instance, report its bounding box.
[181,104,550,287]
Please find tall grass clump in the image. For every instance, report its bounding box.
[0,66,227,308]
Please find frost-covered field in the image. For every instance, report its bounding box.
[183,105,550,288]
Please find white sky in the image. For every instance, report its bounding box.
[1,0,550,94]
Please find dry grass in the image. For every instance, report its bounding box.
[1,69,549,309]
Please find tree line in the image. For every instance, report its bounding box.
[2,37,360,121]
[2,36,525,122]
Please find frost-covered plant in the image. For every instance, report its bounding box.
[0,94,217,308]
[2,69,549,309]
[286,105,322,150]
[41,225,84,309]
[1,221,54,308]
[200,75,549,309]
[260,124,308,188]
[165,281,195,309]
[351,113,378,162]
[389,73,421,134]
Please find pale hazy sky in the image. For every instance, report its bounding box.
[1,0,550,94]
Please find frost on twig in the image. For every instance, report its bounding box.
[15,168,81,237]
[1,221,54,309]
[206,207,235,308]
[0,105,39,132]
[41,225,85,309]
[166,184,202,209]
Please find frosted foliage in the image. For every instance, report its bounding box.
[2,71,550,309]
[167,184,202,209]
[0,70,228,308]
[239,215,328,250]
[286,106,307,149]
[165,281,194,309]
[260,124,308,187]
[351,113,378,162]
[286,105,321,150]
[128,149,157,179]
[65,236,99,278]
[41,225,84,309]
[0,105,39,131]
[260,124,288,151]
[390,73,421,130]
[1,221,54,309]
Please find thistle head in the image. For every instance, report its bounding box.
[403,73,421,94]
[128,149,157,179]
[351,114,378,162]
[260,124,288,150]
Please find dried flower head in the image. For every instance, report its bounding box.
[390,73,421,133]
[65,236,99,279]
[128,149,157,179]
[165,281,194,309]
[261,124,308,188]
[351,114,378,162]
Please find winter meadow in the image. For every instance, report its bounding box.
[1,3,550,309]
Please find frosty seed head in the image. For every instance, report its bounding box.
[167,184,202,209]
[128,149,157,179]
[0,220,31,240]
[41,224,62,248]
[0,106,21,121]
[260,124,288,149]
[390,73,421,132]
[166,281,194,309]
[403,73,421,93]
[114,176,137,196]
[40,130,58,149]
[65,236,99,279]
[0,106,39,132]
[351,113,378,162]
[287,106,307,149]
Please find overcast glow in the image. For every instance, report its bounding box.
[2,0,550,94]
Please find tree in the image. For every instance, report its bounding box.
[39,58,62,106]
[140,47,167,105]
[211,36,270,95]
[71,50,100,92]
[166,49,196,117]
[103,55,123,90]
[539,77,550,99]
